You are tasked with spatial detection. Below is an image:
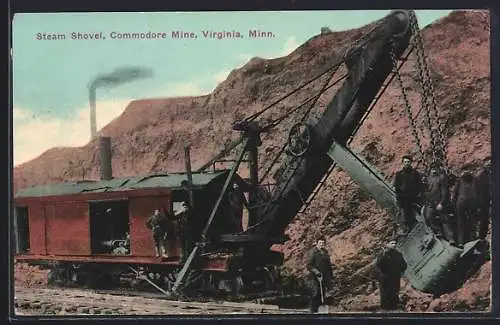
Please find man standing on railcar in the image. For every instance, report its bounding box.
[229,183,245,233]
[146,208,168,257]
[176,201,192,263]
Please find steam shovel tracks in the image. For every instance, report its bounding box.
[14,287,307,315]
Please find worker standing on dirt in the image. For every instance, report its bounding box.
[394,155,424,234]
[453,170,480,246]
[374,240,407,311]
[306,237,335,313]
[146,208,168,257]
[424,164,455,243]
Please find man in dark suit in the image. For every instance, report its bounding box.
[394,155,424,233]
[306,237,335,313]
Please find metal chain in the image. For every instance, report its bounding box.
[408,12,449,173]
[389,38,428,172]
[413,39,438,169]
[410,12,443,136]
[410,15,439,169]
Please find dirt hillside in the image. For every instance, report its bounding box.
[13,10,491,312]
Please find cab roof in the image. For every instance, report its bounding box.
[15,170,230,199]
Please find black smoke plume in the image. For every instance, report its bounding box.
[88,67,153,139]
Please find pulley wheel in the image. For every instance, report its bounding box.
[287,122,312,157]
[388,10,411,39]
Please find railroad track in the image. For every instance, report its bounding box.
[14,287,309,316]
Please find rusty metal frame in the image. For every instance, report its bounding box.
[169,137,251,295]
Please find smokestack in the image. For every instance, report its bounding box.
[99,136,113,180]
[89,86,97,140]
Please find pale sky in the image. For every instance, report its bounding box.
[12,10,453,166]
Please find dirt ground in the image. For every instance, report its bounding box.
[14,262,49,288]
[14,286,306,316]
[14,259,491,314]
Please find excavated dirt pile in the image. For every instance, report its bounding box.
[13,10,491,312]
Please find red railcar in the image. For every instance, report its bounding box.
[13,169,280,292]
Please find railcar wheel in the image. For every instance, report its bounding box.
[83,268,116,289]
[262,266,277,291]
[47,269,58,286]
[66,266,83,287]
[231,275,245,297]
[47,262,70,287]
[166,272,177,283]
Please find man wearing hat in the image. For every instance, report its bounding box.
[146,208,169,257]
[374,240,407,311]
[452,168,480,246]
[175,201,192,262]
[424,163,454,243]
[394,155,424,234]
[306,237,335,313]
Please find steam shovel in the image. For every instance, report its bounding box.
[317,274,329,314]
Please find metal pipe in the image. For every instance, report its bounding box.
[170,138,250,295]
[248,137,259,226]
[184,145,194,208]
[89,87,97,140]
[99,136,113,180]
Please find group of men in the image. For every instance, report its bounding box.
[394,155,491,245]
[306,237,407,313]
[305,154,491,313]
[146,183,245,261]
[145,201,191,261]
[143,154,491,312]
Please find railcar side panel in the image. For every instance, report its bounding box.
[27,204,46,255]
[46,201,90,255]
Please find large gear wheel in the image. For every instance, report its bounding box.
[287,122,312,157]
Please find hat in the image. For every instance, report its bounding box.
[402,155,413,162]
[386,240,397,248]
